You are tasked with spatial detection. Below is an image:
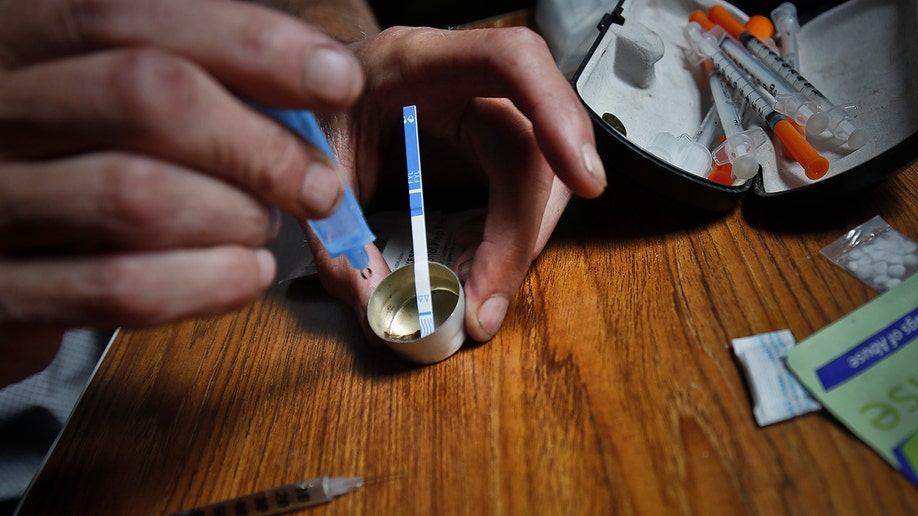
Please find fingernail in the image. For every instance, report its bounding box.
[303,46,360,103]
[582,143,607,188]
[268,207,282,239]
[255,248,277,288]
[477,296,510,338]
[300,161,342,217]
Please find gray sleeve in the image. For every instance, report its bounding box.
[0,328,112,503]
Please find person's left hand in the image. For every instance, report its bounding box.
[306,26,607,342]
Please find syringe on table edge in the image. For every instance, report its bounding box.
[708,4,867,150]
[166,475,364,516]
[684,17,830,180]
[252,105,375,272]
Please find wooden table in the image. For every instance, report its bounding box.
[16,157,918,515]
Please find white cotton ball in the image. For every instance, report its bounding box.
[872,274,892,288]
[886,253,905,265]
[903,254,918,267]
[865,244,884,259]
[873,261,889,276]
[903,240,918,254]
[884,278,902,290]
[888,264,907,278]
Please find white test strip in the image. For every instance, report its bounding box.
[403,105,435,337]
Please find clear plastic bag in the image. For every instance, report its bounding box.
[821,215,918,292]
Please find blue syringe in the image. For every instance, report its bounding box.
[254,106,375,271]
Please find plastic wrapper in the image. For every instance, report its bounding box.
[821,216,918,292]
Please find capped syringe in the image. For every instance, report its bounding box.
[771,2,801,68]
[255,106,375,271]
[705,60,768,181]
[645,109,716,177]
[689,10,825,137]
[684,20,829,180]
[708,5,867,149]
[168,475,364,516]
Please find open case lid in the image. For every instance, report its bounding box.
[572,0,918,211]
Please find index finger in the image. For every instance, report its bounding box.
[0,0,363,109]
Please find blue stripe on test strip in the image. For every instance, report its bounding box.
[409,192,424,217]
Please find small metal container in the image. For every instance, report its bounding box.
[366,262,466,364]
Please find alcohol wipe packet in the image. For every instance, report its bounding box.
[732,330,822,427]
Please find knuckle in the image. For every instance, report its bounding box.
[213,248,264,305]
[106,49,199,124]
[236,15,288,62]
[67,0,161,50]
[83,259,158,323]
[96,155,168,229]
[500,26,546,49]
[488,27,551,67]
[246,122,304,198]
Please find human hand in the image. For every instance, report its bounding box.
[306,26,607,343]
[0,0,364,384]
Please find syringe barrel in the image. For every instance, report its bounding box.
[693,105,722,148]
[708,69,744,137]
[720,37,794,98]
[771,2,800,68]
[709,5,826,104]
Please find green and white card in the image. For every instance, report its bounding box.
[787,273,918,486]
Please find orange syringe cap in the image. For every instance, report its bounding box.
[689,10,716,31]
[774,120,830,180]
[708,162,734,185]
[745,15,775,40]
[708,5,748,40]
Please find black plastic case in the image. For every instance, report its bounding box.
[572,0,918,211]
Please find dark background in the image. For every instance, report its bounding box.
[367,1,844,29]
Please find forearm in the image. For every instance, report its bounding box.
[249,0,380,44]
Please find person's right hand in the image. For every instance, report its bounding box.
[0,0,363,385]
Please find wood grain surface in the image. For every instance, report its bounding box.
[16,159,918,515]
